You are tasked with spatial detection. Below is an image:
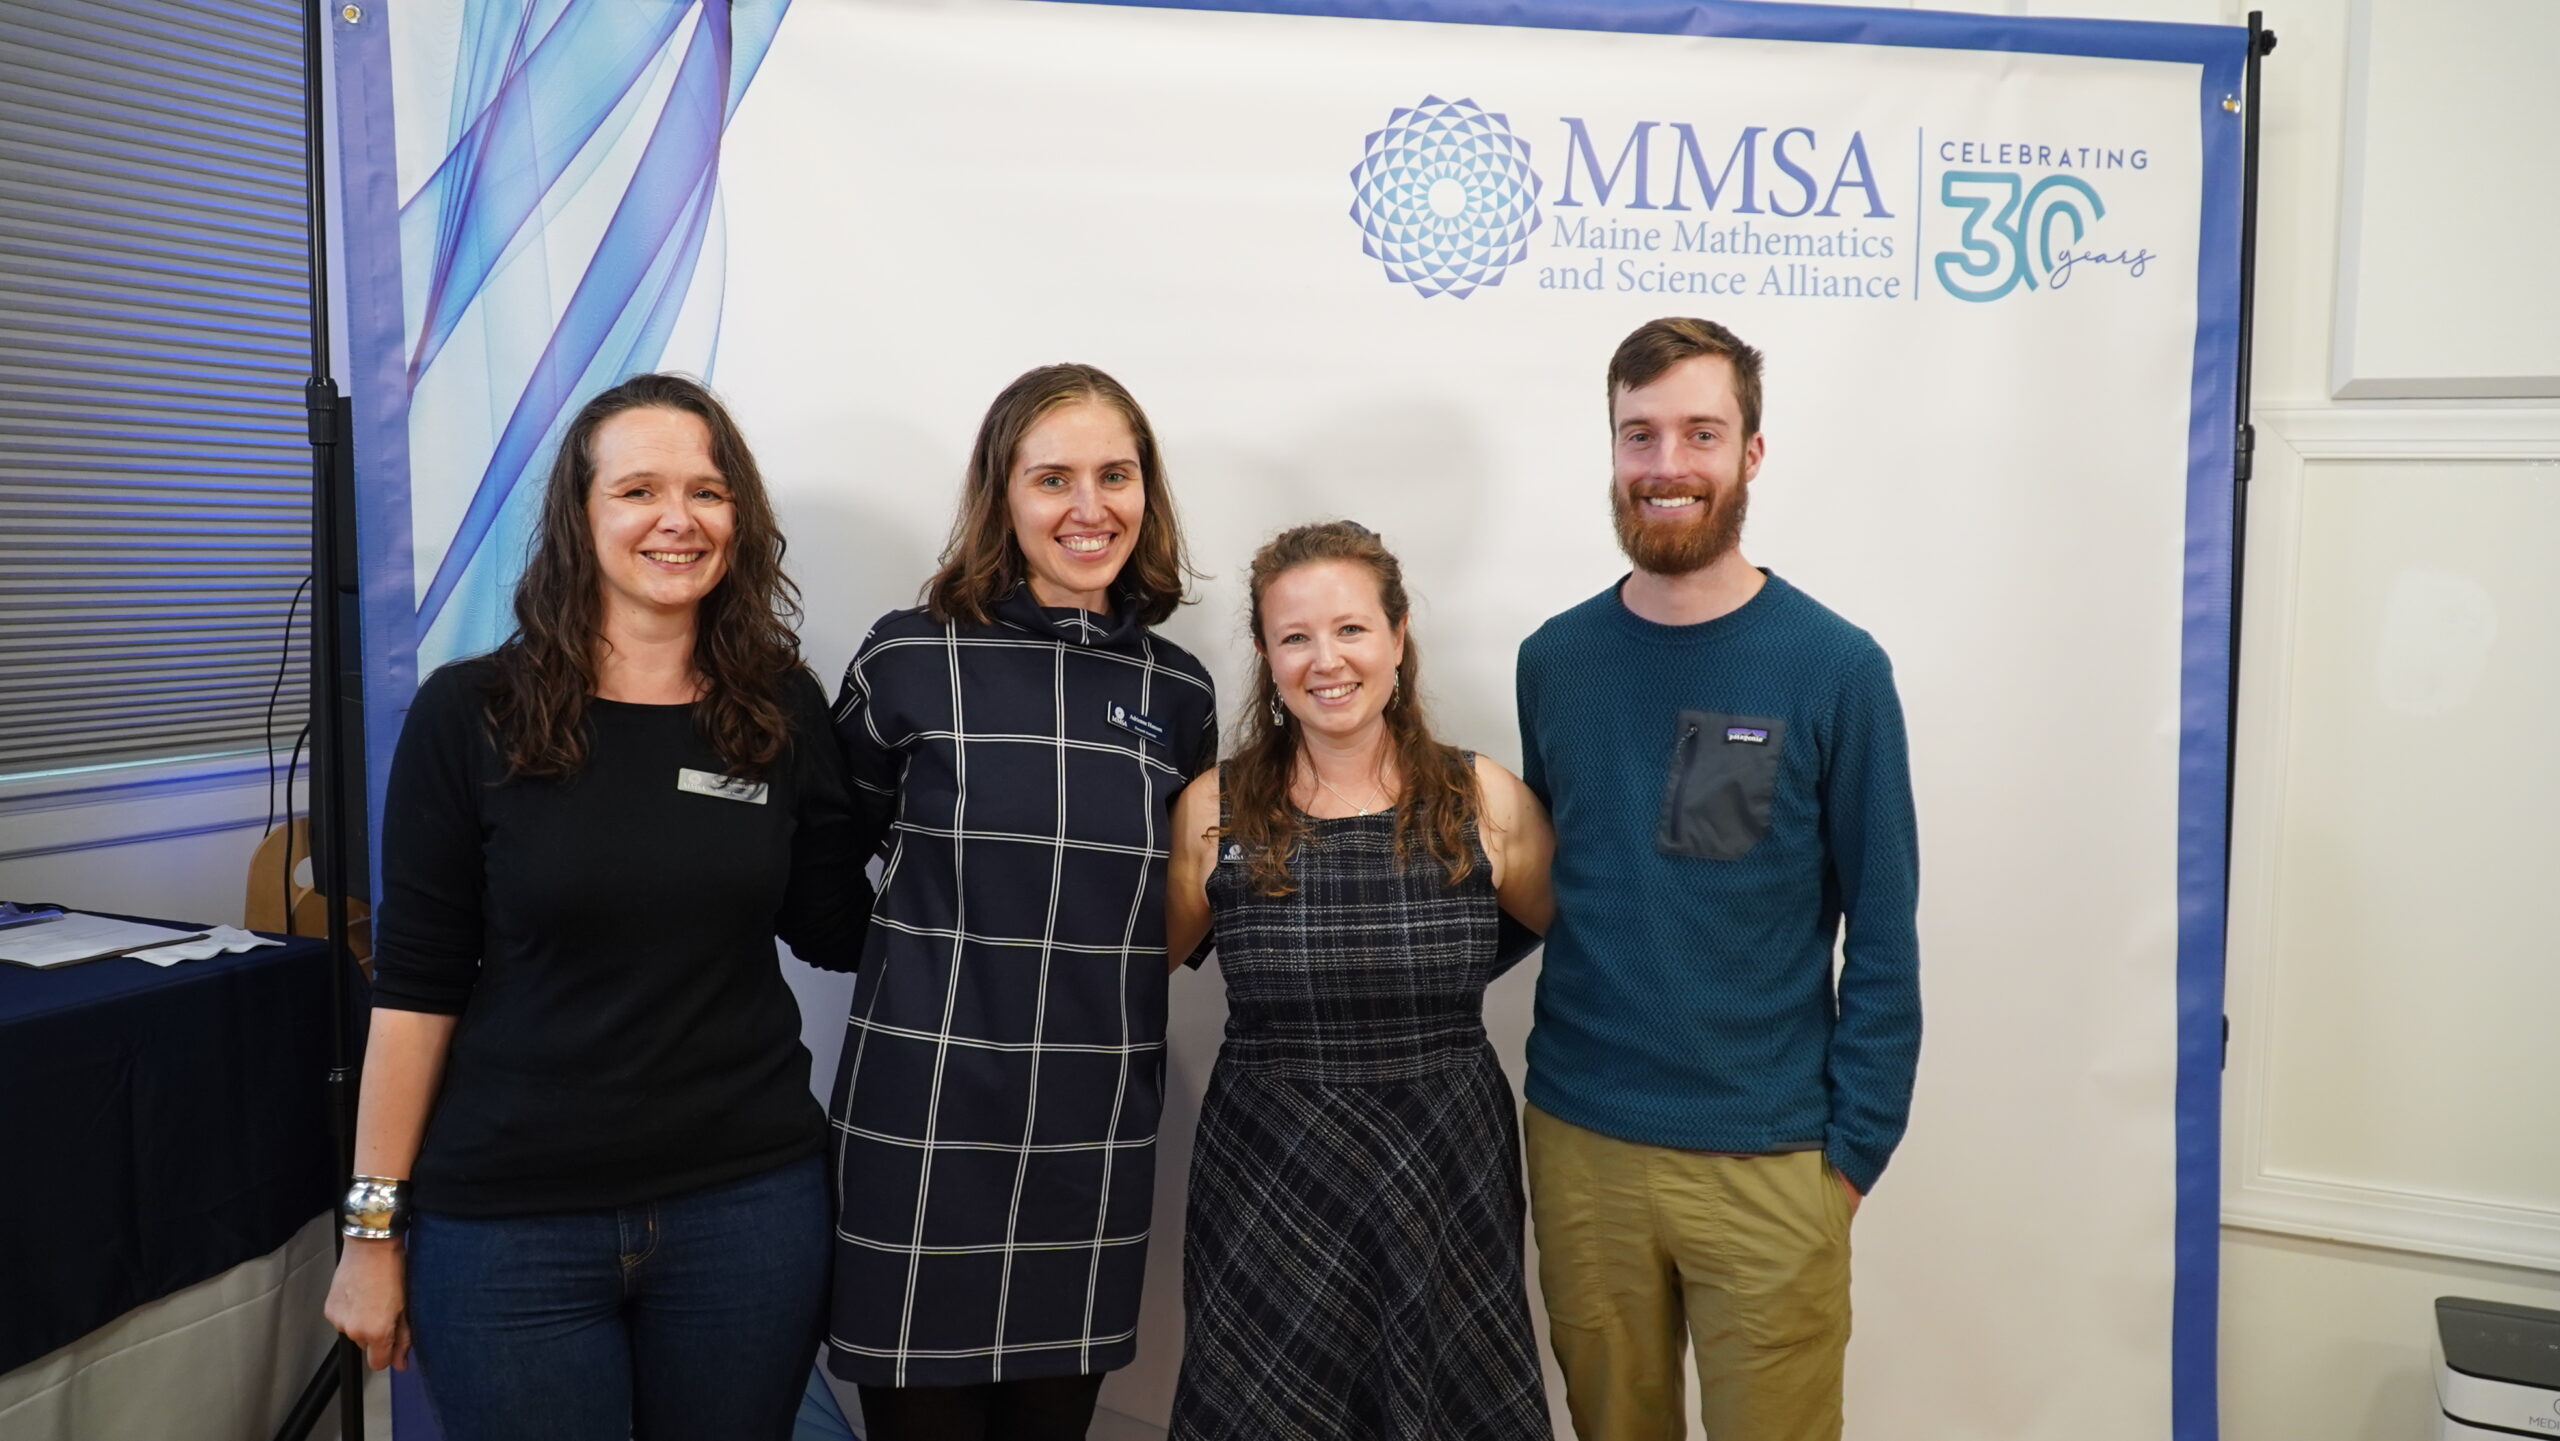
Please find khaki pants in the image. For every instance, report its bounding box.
[1524,1104,1851,1441]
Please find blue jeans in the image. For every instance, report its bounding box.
[405,1154,828,1441]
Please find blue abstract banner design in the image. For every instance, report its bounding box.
[332,0,790,880]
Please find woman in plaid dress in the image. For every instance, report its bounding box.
[825,366,1217,1440]
[1164,522,1558,1440]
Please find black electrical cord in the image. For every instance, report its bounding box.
[265,574,314,854]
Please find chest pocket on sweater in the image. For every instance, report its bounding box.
[1656,710,1786,861]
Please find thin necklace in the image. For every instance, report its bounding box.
[1305,760,1390,816]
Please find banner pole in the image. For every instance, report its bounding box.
[2222,11,2275,1000]
[280,0,367,1436]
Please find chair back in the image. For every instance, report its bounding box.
[242,819,373,973]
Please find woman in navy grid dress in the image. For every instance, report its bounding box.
[1165,522,1557,1440]
[825,365,1216,1440]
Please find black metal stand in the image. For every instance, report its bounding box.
[2221,14,2276,1071]
[277,0,367,1436]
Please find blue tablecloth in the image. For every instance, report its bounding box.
[0,920,346,1374]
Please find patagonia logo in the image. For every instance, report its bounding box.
[676,767,769,804]
[1724,727,1770,745]
[1107,702,1170,745]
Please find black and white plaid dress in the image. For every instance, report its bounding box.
[825,587,1217,1388]
[1172,767,1553,1440]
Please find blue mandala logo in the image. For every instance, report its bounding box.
[1349,95,1544,299]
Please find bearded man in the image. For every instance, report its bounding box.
[1514,317,1921,1441]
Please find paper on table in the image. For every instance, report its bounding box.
[0,912,208,968]
[127,925,286,967]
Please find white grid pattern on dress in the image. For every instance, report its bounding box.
[823,597,1217,1388]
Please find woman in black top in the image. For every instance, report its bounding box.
[824,365,1217,1440]
[323,374,870,1441]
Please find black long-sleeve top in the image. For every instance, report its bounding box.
[371,658,872,1216]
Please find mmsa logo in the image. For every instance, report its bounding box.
[1348,96,1544,299]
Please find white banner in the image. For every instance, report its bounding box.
[334,2,2242,1435]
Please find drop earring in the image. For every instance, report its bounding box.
[1268,692,1287,727]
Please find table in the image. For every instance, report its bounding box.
[0,921,345,1375]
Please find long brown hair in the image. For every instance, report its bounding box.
[923,363,1195,625]
[1223,521,1479,896]
[485,373,802,780]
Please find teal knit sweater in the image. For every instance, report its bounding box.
[1517,572,1920,1194]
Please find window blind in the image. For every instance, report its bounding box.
[0,0,310,777]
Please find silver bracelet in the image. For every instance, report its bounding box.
[338,1175,410,1240]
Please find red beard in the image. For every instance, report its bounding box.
[1612,476,1748,576]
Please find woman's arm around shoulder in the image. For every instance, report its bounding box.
[778,667,875,972]
[829,612,925,854]
[1473,754,1555,936]
[1165,768,1222,972]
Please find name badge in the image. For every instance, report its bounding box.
[677,767,768,805]
[1106,702,1169,745]
[1724,726,1770,745]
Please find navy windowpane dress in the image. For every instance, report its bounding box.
[824,586,1217,1389]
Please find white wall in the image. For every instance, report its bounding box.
[2329,0,2560,397]
[2214,0,2560,1436]
[0,754,286,930]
